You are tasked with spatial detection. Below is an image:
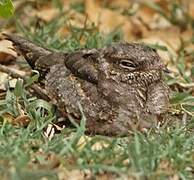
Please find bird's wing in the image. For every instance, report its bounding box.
[65,50,99,84]
[4,34,98,84]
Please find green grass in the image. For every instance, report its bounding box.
[1,1,194,179]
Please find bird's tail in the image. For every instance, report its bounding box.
[3,33,51,69]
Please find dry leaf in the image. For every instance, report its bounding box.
[13,115,31,127]
[91,140,109,151]
[189,1,194,19]
[3,113,15,123]
[44,124,56,140]
[106,0,131,9]
[0,40,17,64]
[140,37,177,63]
[76,135,91,150]
[85,0,139,40]
[58,10,89,38]
[58,169,85,180]
[0,72,9,90]
[170,174,180,180]
[77,136,109,151]
[36,7,58,22]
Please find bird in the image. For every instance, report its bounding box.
[4,34,170,136]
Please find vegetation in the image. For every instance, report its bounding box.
[0,0,194,179]
[0,0,14,18]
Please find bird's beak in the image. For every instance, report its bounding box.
[162,65,171,73]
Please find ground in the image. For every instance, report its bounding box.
[0,0,194,179]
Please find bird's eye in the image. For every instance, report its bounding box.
[120,60,136,71]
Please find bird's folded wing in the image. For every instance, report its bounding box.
[65,50,99,84]
[4,34,98,84]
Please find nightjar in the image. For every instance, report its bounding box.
[5,34,170,136]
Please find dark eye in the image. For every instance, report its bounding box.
[120,60,136,70]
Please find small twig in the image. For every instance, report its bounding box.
[178,82,194,88]
[0,64,50,101]
[0,64,24,79]
[79,14,89,41]
[30,83,50,101]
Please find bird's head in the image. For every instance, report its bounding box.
[101,42,168,73]
[98,42,169,86]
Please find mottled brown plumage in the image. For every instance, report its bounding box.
[5,34,170,136]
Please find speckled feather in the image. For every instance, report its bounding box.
[5,34,170,136]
